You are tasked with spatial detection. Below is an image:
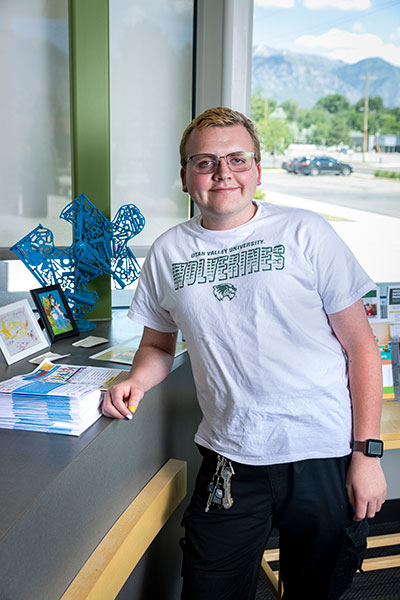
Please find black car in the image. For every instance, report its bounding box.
[297,156,352,176]
[281,158,293,171]
[291,155,315,174]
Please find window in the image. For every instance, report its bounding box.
[109,0,194,306]
[0,0,195,309]
[251,2,400,292]
[0,0,71,305]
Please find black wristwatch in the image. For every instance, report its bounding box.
[353,439,384,458]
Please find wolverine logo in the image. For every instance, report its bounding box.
[213,283,237,301]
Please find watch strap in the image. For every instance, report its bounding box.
[352,439,383,457]
[353,440,367,453]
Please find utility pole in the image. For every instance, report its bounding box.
[264,96,269,122]
[362,74,369,161]
[360,74,377,162]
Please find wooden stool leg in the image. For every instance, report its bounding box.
[261,532,400,600]
[261,550,283,599]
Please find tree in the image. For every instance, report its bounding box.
[354,96,384,115]
[326,115,350,146]
[316,94,350,114]
[347,109,379,135]
[280,99,299,122]
[380,113,400,135]
[257,118,293,154]
[388,107,400,122]
[352,96,384,134]
[251,92,277,126]
[251,94,265,126]
[298,108,330,145]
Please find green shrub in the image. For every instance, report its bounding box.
[374,169,400,180]
[254,188,266,200]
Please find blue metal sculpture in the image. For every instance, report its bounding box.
[11,194,145,331]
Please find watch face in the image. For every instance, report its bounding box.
[366,439,383,457]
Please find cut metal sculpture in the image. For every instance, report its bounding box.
[11,194,145,331]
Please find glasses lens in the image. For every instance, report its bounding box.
[191,154,218,174]
[188,152,255,173]
[226,152,254,171]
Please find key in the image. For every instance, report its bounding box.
[221,461,234,509]
[206,481,223,505]
[205,455,225,512]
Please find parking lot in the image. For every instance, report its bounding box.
[261,169,400,218]
[259,168,400,283]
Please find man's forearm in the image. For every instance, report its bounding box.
[347,340,382,440]
[345,338,387,520]
[328,300,383,441]
[127,343,176,392]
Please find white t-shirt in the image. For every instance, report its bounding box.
[129,202,375,465]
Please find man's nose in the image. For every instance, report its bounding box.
[214,156,231,179]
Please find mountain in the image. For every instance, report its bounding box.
[252,46,400,109]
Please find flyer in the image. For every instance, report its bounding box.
[387,286,400,323]
[90,337,187,365]
[369,320,395,400]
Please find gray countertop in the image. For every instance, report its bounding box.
[0,310,199,600]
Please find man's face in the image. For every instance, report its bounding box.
[181,124,261,230]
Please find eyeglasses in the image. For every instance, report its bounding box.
[185,151,256,174]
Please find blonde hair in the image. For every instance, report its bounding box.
[180,107,261,166]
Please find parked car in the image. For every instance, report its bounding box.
[291,155,315,174]
[281,158,293,171]
[297,156,352,176]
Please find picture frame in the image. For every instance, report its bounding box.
[362,287,381,319]
[0,299,49,365]
[30,284,79,343]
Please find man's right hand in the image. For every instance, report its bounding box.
[102,380,145,420]
[101,326,177,421]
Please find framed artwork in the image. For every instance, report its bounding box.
[0,299,49,364]
[362,288,380,319]
[30,284,79,343]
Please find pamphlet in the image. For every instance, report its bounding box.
[387,286,400,323]
[389,323,400,394]
[22,359,129,390]
[29,351,71,364]
[369,320,395,400]
[90,337,187,365]
[72,336,109,348]
[0,360,129,435]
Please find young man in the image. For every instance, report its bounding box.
[102,107,387,599]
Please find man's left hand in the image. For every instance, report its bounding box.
[346,451,387,520]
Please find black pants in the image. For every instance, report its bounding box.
[181,446,369,600]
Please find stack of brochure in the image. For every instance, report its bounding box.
[0,360,127,436]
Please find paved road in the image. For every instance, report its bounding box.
[261,169,400,219]
[264,153,400,176]
[353,164,400,175]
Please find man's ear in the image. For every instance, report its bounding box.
[256,162,262,186]
[181,167,188,193]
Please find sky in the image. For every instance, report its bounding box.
[253,0,400,67]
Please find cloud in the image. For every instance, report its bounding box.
[352,22,364,33]
[389,27,400,41]
[304,0,371,9]
[254,0,295,7]
[296,28,400,66]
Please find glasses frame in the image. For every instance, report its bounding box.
[185,151,256,174]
